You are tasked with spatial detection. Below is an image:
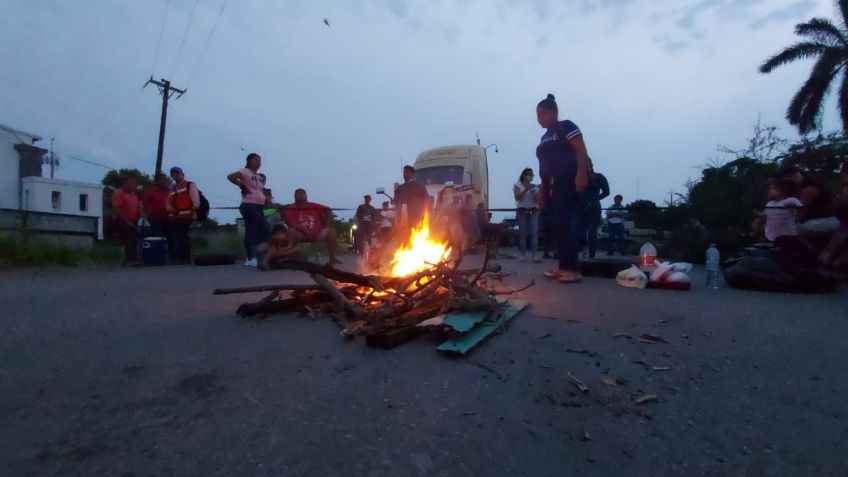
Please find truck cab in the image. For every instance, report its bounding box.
[413,144,489,213]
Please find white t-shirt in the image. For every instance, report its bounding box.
[765,197,802,241]
[514,182,538,209]
[380,210,395,228]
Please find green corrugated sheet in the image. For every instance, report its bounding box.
[437,300,528,354]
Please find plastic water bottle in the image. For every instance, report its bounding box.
[639,242,657,269]
[705,243,720,290]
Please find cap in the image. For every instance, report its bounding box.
[169,166,183,174]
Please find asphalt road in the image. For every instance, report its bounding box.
[1,255,847,476]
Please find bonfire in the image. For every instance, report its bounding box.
[214,214,534,347]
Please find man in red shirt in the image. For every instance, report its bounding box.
[281,188,341,265]
[142,173,170,237]
[111,175,141,265]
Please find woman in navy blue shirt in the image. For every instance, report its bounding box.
[535,94,591,283]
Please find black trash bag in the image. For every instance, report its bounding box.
[723,256,839,294]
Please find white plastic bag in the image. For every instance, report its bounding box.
[666,271,691,284]
[616,265,648,289]
[671,262,693,274]
[650,261,675,282]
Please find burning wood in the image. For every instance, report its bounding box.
[215,216,533,346]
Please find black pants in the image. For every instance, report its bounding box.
[117,223,139,264]
[167,221,192,263]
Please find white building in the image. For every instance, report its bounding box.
[21,177,104,239]
[0,123,104,243]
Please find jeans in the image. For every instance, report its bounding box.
[607,222,625,254]
[240,203,271,260]
[582,204,601,257]
[168,220,192,263]
[547,191,582,272]
[516,208,539,256]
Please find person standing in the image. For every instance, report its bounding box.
[111,175,141,266]
[535,94,591,283]
[379,201,394,243]
[605,194,627,255]
[354,194,377,253]
[581,165,610,258]
[142,173,171,237]
[167,166,200,263]
[393,165,429,227]
[514,167,541,262]
[228,153,271,266]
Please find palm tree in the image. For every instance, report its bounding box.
[760,1,848,134]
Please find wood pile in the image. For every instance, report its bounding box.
[213,253,534,344]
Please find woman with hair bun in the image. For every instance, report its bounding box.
[535,93,591,283]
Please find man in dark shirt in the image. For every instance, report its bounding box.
[354,194,377,253]
[393,165,429,227]
[581,168,610,258]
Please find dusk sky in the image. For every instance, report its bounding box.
[1,0,842,222]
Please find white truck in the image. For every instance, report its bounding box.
[412,144,490,213]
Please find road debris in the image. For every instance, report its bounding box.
[566,373,590,393]
[634,394,659,405]
[639,334,668,344]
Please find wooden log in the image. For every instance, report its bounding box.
[272,259,388,290]
[366,326,426,349]
[309,273,372,323]
[235,291,332,317]
[213,284,321,295]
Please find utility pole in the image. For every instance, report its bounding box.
[145,76,186,175]
[49,137,55,178]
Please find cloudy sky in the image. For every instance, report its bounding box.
[1,0,842,222]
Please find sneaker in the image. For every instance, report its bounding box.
[244,258,258,267]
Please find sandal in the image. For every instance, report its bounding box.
[556,271,582,283]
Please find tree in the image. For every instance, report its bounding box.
[759,2,848,134]
[101,168,153,190]
[625,200,661,229]
[717,115,788,163]
[688,157,778,232]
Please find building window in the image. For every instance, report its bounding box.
[51,191,61,210]
[79,194,89,212]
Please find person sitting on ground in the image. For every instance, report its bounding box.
[764,179,803,243]
[280,188,341,265]
[260,224,301,270]
[819,170,848,268]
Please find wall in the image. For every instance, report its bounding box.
[0,129,22,209]
[0,208,99,248]
[21,177,104,239]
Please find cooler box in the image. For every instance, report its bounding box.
[141,237,168,265]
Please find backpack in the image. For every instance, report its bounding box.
[196,190,210,222]
[186,182,210,222]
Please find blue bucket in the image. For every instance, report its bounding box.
[141,237,168,265]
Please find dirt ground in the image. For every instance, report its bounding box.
[1,254,847,476]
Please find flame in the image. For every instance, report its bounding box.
[390,214,451,278]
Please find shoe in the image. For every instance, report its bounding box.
[556,271,582,283]
[543,269,561,279]
[244,258,258,267]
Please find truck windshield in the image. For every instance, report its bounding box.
[416,166,464,185]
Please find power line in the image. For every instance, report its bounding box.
[186,0,229,88]
[170,0,201,78]
[64,155,117,171]
[150,0,171,74]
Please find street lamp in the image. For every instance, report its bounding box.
[484,143,499,153]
